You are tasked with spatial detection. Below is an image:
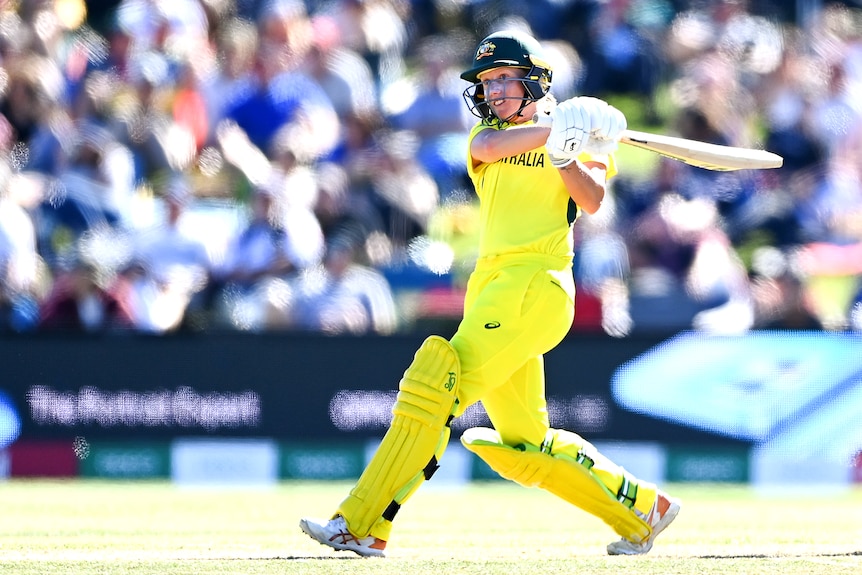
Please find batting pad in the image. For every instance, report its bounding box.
[461,427,651,543]
[338,336,460,539]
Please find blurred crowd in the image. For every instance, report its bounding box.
[0,0,861,337]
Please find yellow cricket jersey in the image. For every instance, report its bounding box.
[466,119,617,261]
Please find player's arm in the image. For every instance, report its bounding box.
[556,159,608,215]
[469,122,608,214]
[469,124,549,167]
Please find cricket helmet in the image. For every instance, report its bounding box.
[461,30,553,121]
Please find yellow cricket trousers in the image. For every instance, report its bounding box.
[451,253,575,446]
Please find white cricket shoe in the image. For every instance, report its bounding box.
[606,490,681,556]
[299,515,387,558]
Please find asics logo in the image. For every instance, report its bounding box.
[484,321,501,329]
[330,530,360,545]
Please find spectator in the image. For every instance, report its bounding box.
[806,54,862,157]
[323,0,409,89]
[289,234,398,335]
[304,14,378,121]
[37,254,136,333]
[210,181,320,330]
[216,120,326,271]
[0,54,62,155]
[573,193,633,337]
[313,161,384,246]
[367,130,440,254]
[761,46,827,174]
[581,0,664,103]
[389,34,475,198]
[214,185,295,289]
[625,187,753,334]
[114,0,210,56]
[69,121,137,220]
[223,4,339,159]
[35,121,136,266]
[172,62,210,155]
[202,18,259,145]
[126,174,212,333]
[749,247,825,330]
[0,168,42,332]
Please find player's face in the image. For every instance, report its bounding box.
[478,66,530,122]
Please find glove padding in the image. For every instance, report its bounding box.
[532,94,557,128]
[577,96,627,155]
[545,99,592,167]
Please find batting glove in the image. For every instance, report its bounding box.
[532,94,557,128]
[546,98,592,168]
[577,97,627,155]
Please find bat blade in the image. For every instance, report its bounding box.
[619,130,784,171]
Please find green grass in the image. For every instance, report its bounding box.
[0,480,860,574]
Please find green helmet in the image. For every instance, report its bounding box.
[461,30,553,120]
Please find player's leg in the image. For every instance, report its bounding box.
[461,422,680,549]
[455,259,648,539]
[522,404,681,554]
[462,296,680,551]
[301,259,571,556]
[300,335,460,556]
[298,259,518,556]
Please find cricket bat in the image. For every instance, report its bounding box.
[619,129,784,171]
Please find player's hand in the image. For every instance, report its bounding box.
[545,98,592,167]
[577,97,627,155]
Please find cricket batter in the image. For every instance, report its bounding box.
[300,29,680,557]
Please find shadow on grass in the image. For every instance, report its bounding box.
[697,550,862,559]
[194,556,370,561]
